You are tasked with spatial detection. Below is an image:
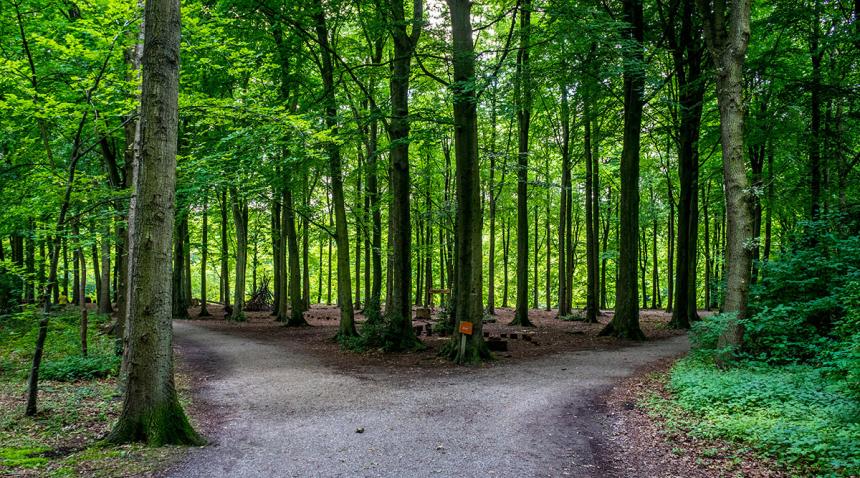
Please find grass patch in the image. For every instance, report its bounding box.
[647,357,860,476]
[0,307,189,477]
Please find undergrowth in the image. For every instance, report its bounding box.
[651,216,860,477]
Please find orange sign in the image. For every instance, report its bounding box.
[459,321,473,335]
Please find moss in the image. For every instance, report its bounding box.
[0,446,50,468]
[104,399,205,447]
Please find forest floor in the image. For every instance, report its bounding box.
[160,305,701,477]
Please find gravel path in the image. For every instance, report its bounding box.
[164,321,689,478]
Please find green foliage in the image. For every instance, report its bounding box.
[0,308,115,381]
[672,217,860,476]
[40,355,119,382]
[340,320,425,353]
[659,358,860,476]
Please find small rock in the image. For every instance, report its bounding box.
[355,427,365,433]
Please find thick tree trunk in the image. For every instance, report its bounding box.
[381,0,422,348]
[107,0,202,442]
[447,0,489,363]
[698,0,754,352]
[601,0,645,340]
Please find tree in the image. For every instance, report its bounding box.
[601,0,646,340]
[379,0,423,350]
[446,0,489,363]
[106,0,202,445]
[697,0,754,350]
[512,0,534,327]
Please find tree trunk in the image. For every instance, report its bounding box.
[219,188,229,307]
[558,85,571,317]
[284,189,307,326]
[584,98,599,322]
[271,194,281,314]
[172,210,189,320]
[666,0,705,329]
[447,0,489,363]
[99,226,113,314]
[24,318,48,416]
[199,193,210,316]
[512,0,533,327]
[601,0,645,340]
[79,243,88,357]
[230,189,248,321]
[313,0,356,336]
[106,0,202,442]
[698,0,754,352]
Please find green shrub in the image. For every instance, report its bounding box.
[40,354,120,382]
[664,358,860,476]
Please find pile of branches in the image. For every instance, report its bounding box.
[245,276,273,311]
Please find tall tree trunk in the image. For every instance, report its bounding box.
[557,85,572,317]
[809,0,822,220]
[284,189,307,326]
[79,240,88,357]
[602,0,645,340]
[651,187,659,309]
[447,0,489,362]
[380,0,423,348]
[698,0,754,352]
[313,0,356,336]
[584,97,599,322]
[502,216,511,308]
[271,194,282,314]
[667,0,705,329]
[172,210,189,320]
[107,0,202,442]
[512,0,533,327]
[487,86,499,315]
[99,226,113,314]
[230,190,248,321]
[219,188,229,307]
[199,193,210,316]
[302,175,311,309]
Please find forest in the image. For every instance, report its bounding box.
[0,0,858,475]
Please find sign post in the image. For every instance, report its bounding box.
[458,321,473,363]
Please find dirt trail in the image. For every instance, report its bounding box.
[164,321,688,478]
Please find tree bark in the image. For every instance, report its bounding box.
[601,0,645,340]
[313,0,356,336]
[230,189,248,321]
[99,226,113,314]
[381,0,423,348]
[199,193,210,316]
[447,0,489,363]
[512,0,534,327]
[698,0,754,352]
[107,0,202,443]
